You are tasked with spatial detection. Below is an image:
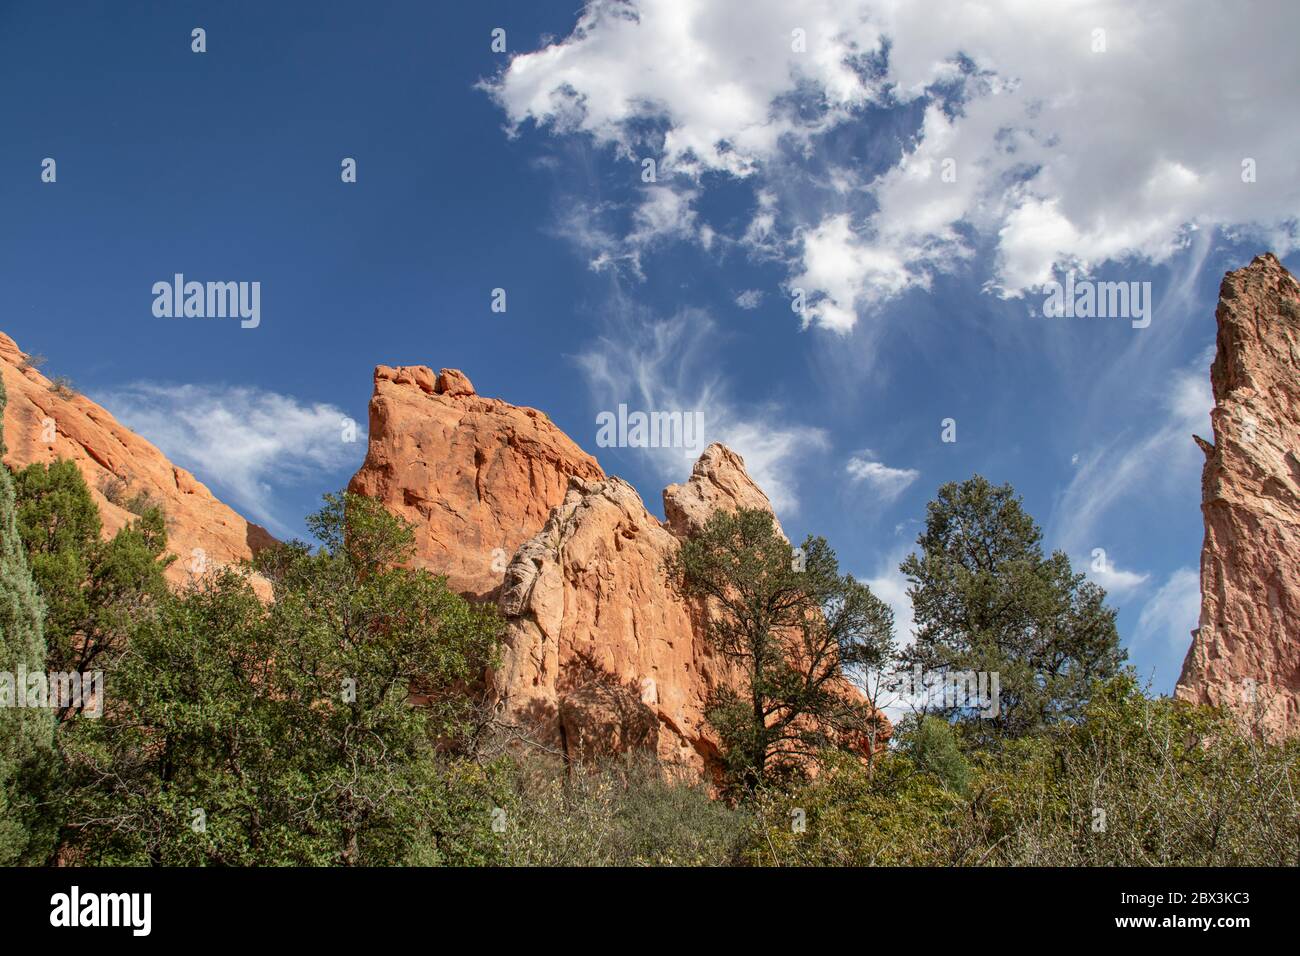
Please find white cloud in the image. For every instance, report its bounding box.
[790,214,923,332]
[488,0,1300,331]
[1084,558,1149,599]
[575,301,827,514]
[562,186,702,278]
[734,289,765,310]
[487,0,883,178]
[858,544,918,723]
[95,382,361,534]
[1135,566,1201,658]
[1053,349,1213,557]
[845,452,919,503]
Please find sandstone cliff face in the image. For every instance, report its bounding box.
[347,365,605,600]
[493,474,737,770]
[350,363,884,773]
[663,442,784,541]
[1176,253,1300,738]
[0,332,274,588]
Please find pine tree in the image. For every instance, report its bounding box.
[0,374,55,863]
[672,508,893,793]
[901,476,1126,743]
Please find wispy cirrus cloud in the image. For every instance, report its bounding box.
[1052,348,1213,559]
[1132,567,1201,690]
[574,297,827,515]
[95,382,362,535]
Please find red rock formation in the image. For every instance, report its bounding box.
[1176,253,1300,738]
[0,331,274,589]
[350,366,887,773]
[493,475,738,770]
[347,365,605,600]
[663,442,784,541]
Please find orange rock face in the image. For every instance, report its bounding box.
[493,475,738,770]
[1175,253,1300,738]
[348,367,886,774]
[347,364,605,600]
[663,442,784,541]
[0,331,274,588]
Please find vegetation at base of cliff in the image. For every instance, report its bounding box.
[51,493,503,865]
[0,376,57,865]
[11,460,171,717]
[2,456,1297,867]
[743,678,1300,866]
[671,508,893,795]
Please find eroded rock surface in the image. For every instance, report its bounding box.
[493,476,735,770]
[1176,253,1300,737]
[0,331,274,588]
[347,364,605,600]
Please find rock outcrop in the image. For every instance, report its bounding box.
[1176,253,1300,738]
[493,475,737,770]
[348,364,605,600]
[663,442,784,541]
[0,332,274,588]
[351,366,887,774]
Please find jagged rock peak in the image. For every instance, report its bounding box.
[663,441,784,540]
[1175,252,1300,738]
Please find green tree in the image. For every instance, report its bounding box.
[901,476,1124,742]
[0,376,56,864]
[671,508,892,793]
[900,715,971,795]
[11,460,170,718]
[62,492,503,865]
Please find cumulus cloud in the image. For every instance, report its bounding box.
[575,300,827,514]
[487,0,1300,331]
[96,382,361,534]
[845,452,919,503]
[734,289,765,310]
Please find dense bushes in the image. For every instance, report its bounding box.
[3,451,1297,867]
[57,493,503,865]
[0,376,56,865]
[742,678,1300,866]
[489,754,747,866]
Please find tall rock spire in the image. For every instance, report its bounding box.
[1176,253,1300,737]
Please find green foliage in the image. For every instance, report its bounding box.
[11,460,171,713]
[901,476,1125,742]
[60,492,504,865]
[491,754,747,866]
[671,508,893,794]
[900,715,972,795]
[743,751,964,866]
[0,376,56,864]
[744,678,1300,866]
[977,678,1300,865]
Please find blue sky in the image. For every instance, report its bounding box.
[2,1,1297,695]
